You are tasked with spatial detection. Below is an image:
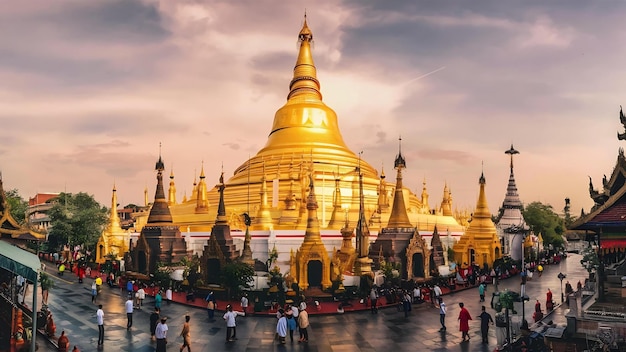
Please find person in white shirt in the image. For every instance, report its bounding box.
[240,294,249,314]
[96,304,104,345]
[155,317,168,352]
[137,286,146,309]
[276,309,287,344]
[438,298,447,331]
[125,295,134,330]
[165,287,173,305]
[223,304,245,342]
[413,286,421,303]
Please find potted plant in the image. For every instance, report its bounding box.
[38,272,54,305]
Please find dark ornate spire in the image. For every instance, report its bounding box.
[388,137,412,228]
[147,150,173,224]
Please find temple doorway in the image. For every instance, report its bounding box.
[137,251,147,273]
[468,248,476,266]
[307,260,322,288]
[206,259,221,285]
[495,247,500,259]
[412,253,425,277]
[98,245,104,262]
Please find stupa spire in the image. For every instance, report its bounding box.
[287,14,321,101]
[109,182,122,231]
[302,174,322,243]
[216,171,227,224]
[147,147,173,224]
[168,168,177,205]
[196,162,209,212]
[387,136,412,228]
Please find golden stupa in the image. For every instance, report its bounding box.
[454,172,501,268]
[96,184,130,264]
[132,16,465,240]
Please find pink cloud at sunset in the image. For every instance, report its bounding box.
[1,0,624,217]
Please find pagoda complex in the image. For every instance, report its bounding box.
[128,16,466,273]
[454,172,502,268]
[495,145,529,261]
[95,184,130,264]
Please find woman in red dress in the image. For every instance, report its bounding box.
[458,302,472,341]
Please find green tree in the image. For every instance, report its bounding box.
[220,261,254,299]
[47,192,107,252]
[5,188,28,224]
[523,202,565,249]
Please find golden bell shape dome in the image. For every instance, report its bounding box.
[223,16,379,225]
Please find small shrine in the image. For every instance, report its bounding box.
[131,154,190,274]
[200,172,240,284]
[291,176,332,290]
[369,138,419,279]
[405,226,431,281]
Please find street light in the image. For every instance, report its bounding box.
[558,272,567,303]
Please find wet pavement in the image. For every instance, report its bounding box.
[32,253,588,352]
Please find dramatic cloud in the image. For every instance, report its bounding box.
[1,0,625,217]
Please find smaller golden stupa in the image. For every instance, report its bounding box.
[454,172,502,268]
[95,184,129,264]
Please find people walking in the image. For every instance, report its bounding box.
[241,293,249,314]
[150,307,160,340]
[125,295,134,330]
[155,290,162,310]
[179,315,191,352]
[276,309,287,344]
[126,280,133,297]
[546,288,554,311]
[478,282,486,302]
[433,284,443,304]
[478,305,493,344]
[438,297,447,331]
[458,302,472,342]
[286,308,297,342]
[91,281,97,304]
[155,317,168,352]
[298,305,309,342]
[206,291,216,321]
[223,304,244,342]
[369,287,378,314]
[96,304,104,346]
[166,287,173,305]
[137,285,146,309]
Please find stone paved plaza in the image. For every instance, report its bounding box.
[33,254,587,352]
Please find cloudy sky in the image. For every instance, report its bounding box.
[1,0,625,218]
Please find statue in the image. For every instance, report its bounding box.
[618,106,626,140]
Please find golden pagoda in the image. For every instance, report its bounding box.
[454,172,502,268]
[129,16,466,269]
[95,183,130,264]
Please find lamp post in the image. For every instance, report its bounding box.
[520,233,527,324]
[558,272,566,303]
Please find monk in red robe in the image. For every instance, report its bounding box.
[458,302,472,341]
